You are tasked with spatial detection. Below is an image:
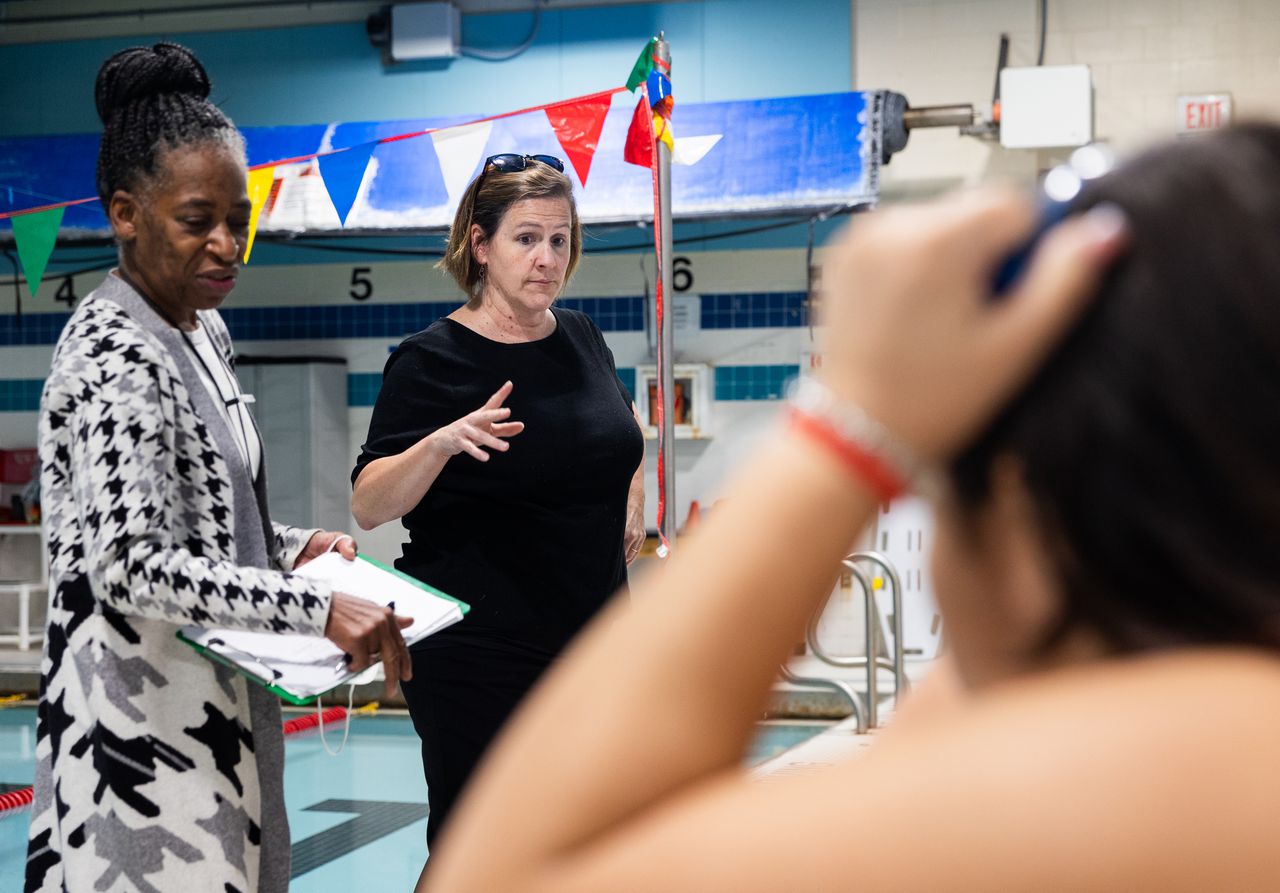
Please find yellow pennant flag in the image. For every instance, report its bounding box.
[243,166,276,264]
[652,114,675,153]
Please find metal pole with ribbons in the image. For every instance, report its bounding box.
[652,32,677,551]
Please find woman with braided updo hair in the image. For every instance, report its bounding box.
[26,43,412,892]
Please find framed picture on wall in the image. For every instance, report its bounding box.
[634,363,712,439]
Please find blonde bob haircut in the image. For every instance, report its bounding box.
[437,160,583,305]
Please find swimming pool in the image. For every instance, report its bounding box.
[0,706,829,890]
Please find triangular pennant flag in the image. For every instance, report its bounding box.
[653,114,675,153]
[243,166,275,264]
[545,93,612,187]
[12,206,64,298]
[431,121,493,208]
[672,133,723,166]
[646,71,672,109]
[626,37,657,92]
[623,94,655,169]
[316,141,378,227]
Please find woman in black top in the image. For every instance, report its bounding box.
[351,154,645,862]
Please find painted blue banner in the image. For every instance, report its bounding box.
[0,91,878,239]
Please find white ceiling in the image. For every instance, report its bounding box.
[0,0,688,45]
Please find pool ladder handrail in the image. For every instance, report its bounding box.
[778,664,868,734]
[804,551,910,729]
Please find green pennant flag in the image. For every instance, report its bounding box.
[626,37,657,92]
[12,206,64,298]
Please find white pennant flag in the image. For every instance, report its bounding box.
[673,133,723,167]
[431,121,494,207]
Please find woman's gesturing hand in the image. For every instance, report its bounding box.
[432,380,525,462]
[324,592,414,699]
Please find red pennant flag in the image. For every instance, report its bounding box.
[623,93,655,169]
[546,93,613,187]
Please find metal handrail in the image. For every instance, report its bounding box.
[803,561,879,726]
[778,665,867,734]
[802,552,909,728]
[848,550,910,700]
[847,560,880,727]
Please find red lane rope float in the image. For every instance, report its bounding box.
[282,705,349,736]
[0,786,33,812]
[0,703,371,815]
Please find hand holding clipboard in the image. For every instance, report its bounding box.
[179,553,469,705]
[325,591,414,699]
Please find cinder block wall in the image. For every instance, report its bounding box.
[855,0,1280,197]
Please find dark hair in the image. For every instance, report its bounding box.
[437,161,582,303]
[951,123,1280,654]
[94,42,244,206]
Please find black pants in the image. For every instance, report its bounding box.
[400,640,552,848]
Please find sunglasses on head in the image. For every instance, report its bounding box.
[476,154,565,189]
[483,153,564,174]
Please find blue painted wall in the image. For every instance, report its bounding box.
[0,1,851,138]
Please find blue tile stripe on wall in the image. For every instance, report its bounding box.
[347,372,384,408]
[1,366,795,412]
[714,365,801,401]
[0,378,45,412]
[0,291,812,348]
[700,291,808,329]
[0,312,73,346]
[614,367,636,403]
[220,296,646,342]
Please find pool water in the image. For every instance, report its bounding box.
[0,706,828,889]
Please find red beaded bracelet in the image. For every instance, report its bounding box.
[788,408,907,502]
[786,376,920,503]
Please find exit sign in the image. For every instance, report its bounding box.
[1178,94,1232,133]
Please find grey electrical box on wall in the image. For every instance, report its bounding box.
[391,2,461,61]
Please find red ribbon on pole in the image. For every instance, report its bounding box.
[636,85,671,553]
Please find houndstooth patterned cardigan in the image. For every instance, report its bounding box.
[25,273,334,893]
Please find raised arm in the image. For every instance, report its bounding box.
[424,191,1127,893]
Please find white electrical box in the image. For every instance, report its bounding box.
[1000,64,1093,149]
[391,2,461,62]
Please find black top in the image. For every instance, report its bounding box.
[353,307,643,657]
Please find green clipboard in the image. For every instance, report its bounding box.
[176,628,324,706]
[177,554,469,706]
[356,553,471,615]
